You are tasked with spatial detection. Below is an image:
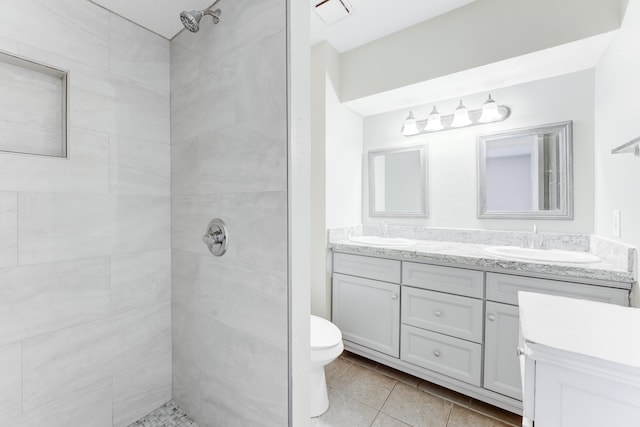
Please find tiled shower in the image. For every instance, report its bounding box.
[170,0,289,425]
[0,0,290,426]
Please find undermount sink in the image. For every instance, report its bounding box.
[484,246,601,264]
[348,236,415,248]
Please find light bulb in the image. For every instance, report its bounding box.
[425,106,443,131]
[479,94,502,123]
[451,100,471,127]
[401,111,419,136]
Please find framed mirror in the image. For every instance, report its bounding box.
[477,121,573,219]
[369,144,428,218]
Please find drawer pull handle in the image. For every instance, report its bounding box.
[433,350,441,358]
[391,294,398,300]
[434,310,442,317]
[487,314,496,321]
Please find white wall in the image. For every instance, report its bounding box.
[310,42,362,319]
[310,44,329,320]
[594,0,640,303]
[363,70,596,233]
[289,0,311,423]
[324,47,363,229]
[0,1,171,425]
[341,0,623,102]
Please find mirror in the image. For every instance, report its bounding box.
[369,144,428,218]
[478,121,573,219]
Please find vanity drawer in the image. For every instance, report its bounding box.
[334,253,401,283]
[402,262,484,298]
[402,287,483,343]
[486,273,629,306]
[401,325,481,386]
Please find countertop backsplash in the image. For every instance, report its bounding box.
[590,235,637,277]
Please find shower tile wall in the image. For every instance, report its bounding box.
[0,1,171,426]
[170,0,289,426]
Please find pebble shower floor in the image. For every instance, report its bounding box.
[128,402,199,427]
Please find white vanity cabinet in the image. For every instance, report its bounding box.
[519,292,640,427]
[331,251,632,415]
[333,254,487,386]
[484,273,630,402]
[332,254,401,357]
[400,263,484,386]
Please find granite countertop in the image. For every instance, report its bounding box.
[329,238,635,286]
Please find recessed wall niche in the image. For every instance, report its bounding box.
[0,50,67,158]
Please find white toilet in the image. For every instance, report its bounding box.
[310,315,344,417]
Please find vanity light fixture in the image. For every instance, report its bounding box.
[401,111,420,136]
[425,106,443,131]
[478,94,502,123]
[400,94,511,137]
[451,100,472,128]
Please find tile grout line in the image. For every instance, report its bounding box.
[14,192,19,268]
[368,409,381,427]
[333,356,402,425]
[329,359,353,386]
[20,339,23,416]
[444,402,453,427]
[373,381,399,426]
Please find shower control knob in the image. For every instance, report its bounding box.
[202,218,228,256]
[202,231,224,245]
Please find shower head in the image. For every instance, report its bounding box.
[180,8,221,33]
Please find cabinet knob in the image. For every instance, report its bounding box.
[434,310,442,317]
[487,314,496,321]
[516,347,525,357]
[391,294,398,300]
[433,350,441,358]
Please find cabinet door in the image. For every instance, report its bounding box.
[332,273,400,357]
[534,360,640,427]
[484,301,522,400]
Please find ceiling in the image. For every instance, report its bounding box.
[90,0,476,46]
[310,0,476,53]
[88,0,616,118]
[89,0,217,39]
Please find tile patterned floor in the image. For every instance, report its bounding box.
[128,401,199,427]
[313,351,523,427]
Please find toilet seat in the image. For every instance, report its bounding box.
[310,315,342,350]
